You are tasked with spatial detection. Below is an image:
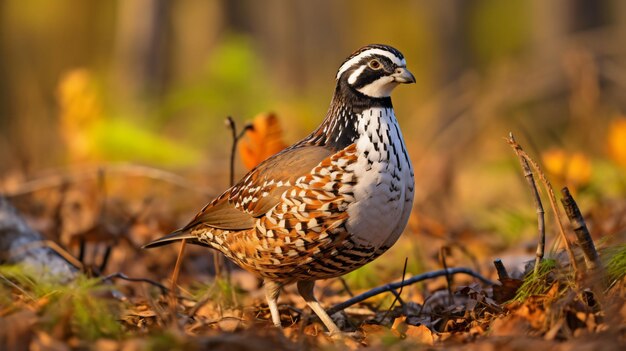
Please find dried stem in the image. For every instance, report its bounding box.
[171,240,186,289]
[507,133,546,276]
[560,187,600,271]
[168,239,187,326]
[338,277,355,298]
[439,247,454,304]
[187,117,253,316]
[101,272,169,295]
[212,252,224,280]
[326,267,495,316]
[9,240,84,271]
[507,133,578,274]
[51,181,69,241]
[213,117,253,281]
[225,116,253,187]
[98,245,112,273]
[377,257,408,323]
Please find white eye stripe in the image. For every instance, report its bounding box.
[347,65,367,84]
[336,48,406,80]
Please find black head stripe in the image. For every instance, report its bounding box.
[344,44,405,63]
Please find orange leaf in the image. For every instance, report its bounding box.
[541,148,591,188]
[608,116,626,168]
[405,324,435,345]
[239,113,287,170]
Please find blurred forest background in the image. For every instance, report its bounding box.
[1,0,625,275]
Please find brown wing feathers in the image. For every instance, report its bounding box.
[143,144,334,248]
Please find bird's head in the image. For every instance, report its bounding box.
[335,44,415,99]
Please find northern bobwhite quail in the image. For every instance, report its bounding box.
[144,44,415,335]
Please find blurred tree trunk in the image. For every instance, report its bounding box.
[432,0,472,86]
[169,1,222,83]
[113,0,171,101]
[531,0,607,146]
[531,0,606,62]
[570,0,606,32]
[531,0,569,63]
[417,0,474,220]
[221,0,344,93]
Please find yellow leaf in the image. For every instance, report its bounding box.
[541,148,591,188]
[57,68,102,162]
[566,152,592,187]
[608,116,626,168]
[542,149,567,178]
[239,113,287,170]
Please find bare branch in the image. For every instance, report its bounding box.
[101,272,169,295]
[439,247,454,304]
[168,239,187,328]
[377,257,408,323]
[507,133,546,276]
[507,133,578,274]
[225,116,253,188]
[326,268,495,316]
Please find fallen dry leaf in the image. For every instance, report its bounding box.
[405,324,435,345]
[239,113,288,170]
[30,331,70,351]
[493,278,524,303]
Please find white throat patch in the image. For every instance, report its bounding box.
[357,76,399,98]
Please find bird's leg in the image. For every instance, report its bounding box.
[264,279,282,327]
[297,280,341,335]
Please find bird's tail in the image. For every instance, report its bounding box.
[142,229,200,249]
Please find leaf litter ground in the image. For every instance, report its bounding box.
[0,156,624,350]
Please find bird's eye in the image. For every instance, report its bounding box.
[368,59,382,70]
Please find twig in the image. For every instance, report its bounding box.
[178,117,252,318]
[214,117,252,280]
[377,257,408,323]
[507,133,578,274]
[98,245,112,273]
[524,148,579,273]
[225,116,253,187]
[439,247,454,304]
[10,240,84,271]
[493,259,509,280]
[168,239,187,327]
[78,238,86,264]
[338,277,355,298]
[170,240,186,291]
[560,187,600,271]
[448,242,482,275]
[326,268,495,316]
[507,133,546,276]
[51,180,69,241]
[226,116,238,188]
[101,272,170,295]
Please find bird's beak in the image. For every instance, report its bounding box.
[392,67,416,84]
